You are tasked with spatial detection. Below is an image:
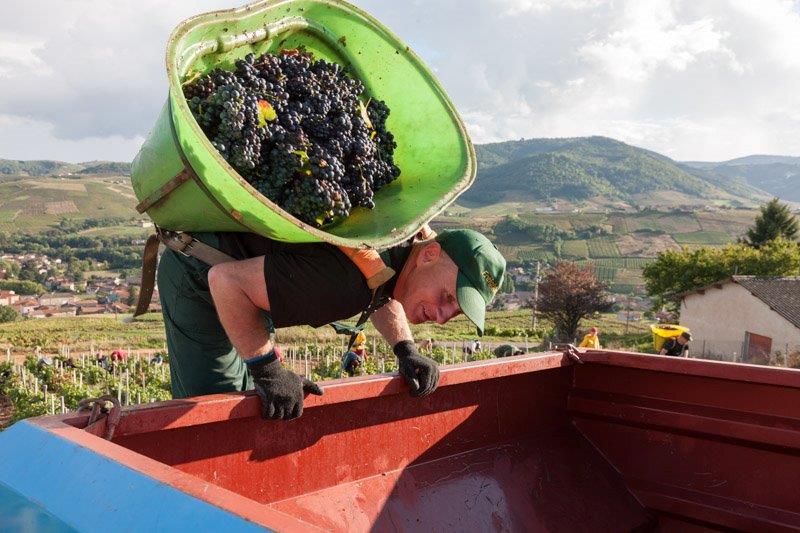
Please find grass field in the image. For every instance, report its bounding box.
[587,237,620,257]
[673,230,731,245]
[577,257,655,269]
[79,225,152,237]
[562,239,589,258]
[593,266,616,283]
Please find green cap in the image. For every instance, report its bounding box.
[435,229,506,336]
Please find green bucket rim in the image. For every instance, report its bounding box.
[164,0,476,249]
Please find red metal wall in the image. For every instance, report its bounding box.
[115,362,651,531]
[572,351,800,532]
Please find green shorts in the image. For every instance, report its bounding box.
[157,232,271,398]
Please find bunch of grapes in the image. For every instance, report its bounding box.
[183,50,400,226]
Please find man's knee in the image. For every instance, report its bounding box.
[207,263,228,293]
[209,258,269,311]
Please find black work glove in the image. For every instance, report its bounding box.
[394,340,440,397]
[246,350,323,420]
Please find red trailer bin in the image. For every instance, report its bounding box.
[2,349,800,531]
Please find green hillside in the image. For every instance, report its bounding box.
[0,159,130,177]
[463,136,764,207]
[0,175,143,233]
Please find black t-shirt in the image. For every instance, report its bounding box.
[215,233,409,328]
[662,338,688,357]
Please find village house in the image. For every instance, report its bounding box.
[0,290,20,306]
[75,302,109,315]
[680,276,800,364]
[29,305,76,318]
[38,292,77,307]
[12,298,40,316]
[46,277,76,292]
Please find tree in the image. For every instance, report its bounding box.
[643,237,800,309]
[538,262,611,341]
[745,198,799,247]
[0,306,19,324]
[0,280,45,295]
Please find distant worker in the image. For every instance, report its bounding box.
[342,332,368,377]
[494,344,525,358]
[353,331,367,358]
[341,351,364,377]
[150,354,164,366]
[420,338,434,352]
[110,349,126,362]
[660,331,692,358]
[579,327,601,349]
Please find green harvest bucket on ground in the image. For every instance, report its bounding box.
[131,0,475,249]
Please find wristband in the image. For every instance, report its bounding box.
[393,340,416,359]
[245,347,281,367]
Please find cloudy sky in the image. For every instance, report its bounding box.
[1,0,799,163]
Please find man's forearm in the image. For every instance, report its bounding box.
[370,299,413,347]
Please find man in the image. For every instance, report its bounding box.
[660,331,691,357]
[493,344,525,358]
[579,327,601,349]
[157,228,505,420]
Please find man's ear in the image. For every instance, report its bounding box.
[416,241,442,266]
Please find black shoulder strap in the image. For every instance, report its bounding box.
[330,234,418,351]
[331,283,392,352]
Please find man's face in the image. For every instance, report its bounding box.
[396,242,461,325]
[677,336,688,345]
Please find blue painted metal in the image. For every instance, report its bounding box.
[0,481,77,532]
[0,421,271,532]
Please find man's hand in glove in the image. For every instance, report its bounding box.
[393,340,440,397]
[245,349,323,420]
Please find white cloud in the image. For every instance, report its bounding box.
[494,0,608,17]
[0,114,144,163]
[0,37,50,78]
[0,0,799,162]
[579,3,739,82]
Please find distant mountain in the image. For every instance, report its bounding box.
[685,155,800,167]
[683,155,800,202]
[0,159,130,177]
[463,136,765,207]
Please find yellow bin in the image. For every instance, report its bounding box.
[650,324,690,351]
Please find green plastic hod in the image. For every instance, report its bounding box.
[131,0,475,249]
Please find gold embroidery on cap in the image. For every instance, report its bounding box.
[483,271,498,292]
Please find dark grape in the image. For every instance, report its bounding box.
[183,49,400,227]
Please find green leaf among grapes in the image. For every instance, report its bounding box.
[291,150,310,165]
[257,100,277,127]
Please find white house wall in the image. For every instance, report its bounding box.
[680,282,800,357]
